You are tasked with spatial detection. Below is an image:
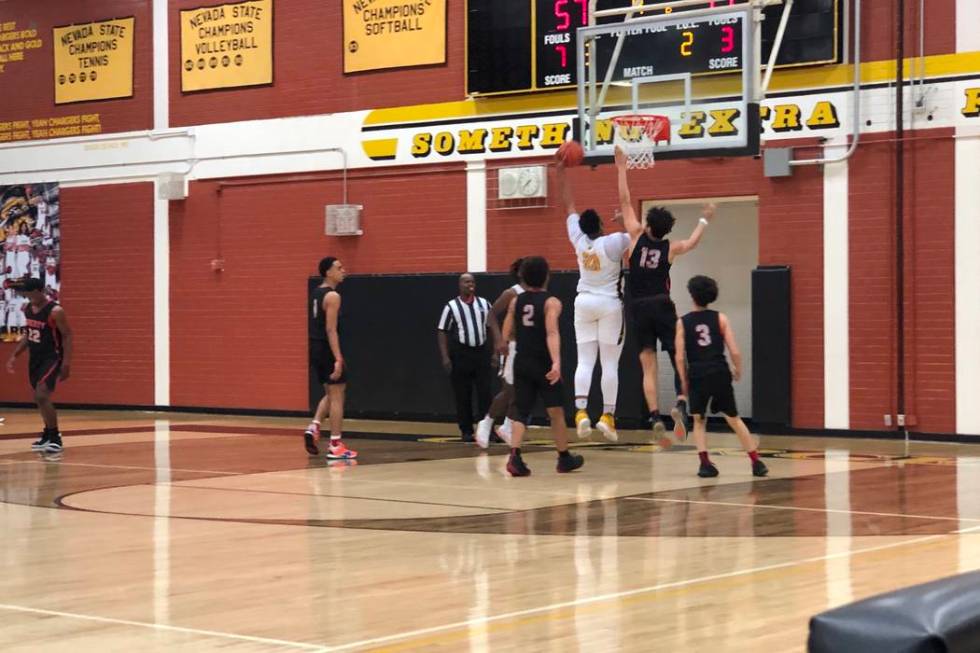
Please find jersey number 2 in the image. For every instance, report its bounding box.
[522,304,535,327]
[28,328,41,344]
[695,324,712,346]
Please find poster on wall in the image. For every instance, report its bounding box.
[0,184,60,342]
[52,17,135,104]
[180,0,273,92]
[343,0,446,73]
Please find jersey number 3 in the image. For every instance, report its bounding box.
[522,304,535,327]
[695,324,712,346]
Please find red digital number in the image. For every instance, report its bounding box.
[555,0,587,31]
[555,44,567,67]
[555,0,570,30]
[709,0,736,6]
[721,25,735,53]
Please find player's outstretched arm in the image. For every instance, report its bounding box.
[614,146,643,241]
[502,297,517,343]
[544,297,563,384]
[555,159,577,216]
[670,203,715,261]
[487,305,506,357]
[719,312,742,382]
[325,293,344,380]
[674,319,689,398]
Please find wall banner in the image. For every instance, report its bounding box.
[343,0,446,73]
[53,17,134,105]
[0,184,61,341]
[180,0,273,92]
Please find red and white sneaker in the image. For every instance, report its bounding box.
[326,440,358,460]
[303,422,320,456]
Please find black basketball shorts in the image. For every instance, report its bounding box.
[310,339,347,386]
[514,355,564,421]
[631,295,678,352]
[688,368,738,418]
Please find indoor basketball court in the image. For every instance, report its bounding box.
[2,0,980,651]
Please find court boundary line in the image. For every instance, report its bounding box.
[0,603,328,651]
[323,533,949,652]
[625,496,980,524]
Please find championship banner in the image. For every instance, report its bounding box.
[52,18,134,105]
[343,0,446,73]
[0,184,61,341]
[180,0,273,92]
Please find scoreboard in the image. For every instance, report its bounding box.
[467,0,841,96]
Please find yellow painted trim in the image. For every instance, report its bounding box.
[361,138,399,160]
[363,52,980,128]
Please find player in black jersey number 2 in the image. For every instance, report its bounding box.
[5,277,73,453]
[501,257,584,477]
[675,276,767,478]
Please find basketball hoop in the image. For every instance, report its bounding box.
[612,114,671,169]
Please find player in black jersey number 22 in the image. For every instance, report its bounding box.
[5,277,73,453]
[501,257,584,477]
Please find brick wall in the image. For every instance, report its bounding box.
[860,0,955,63]
[168,165,467,411]
[0,0,153,140]
[0,183,155,405]
[904,129,956,434]
[168,0,465,126]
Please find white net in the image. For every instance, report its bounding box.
[612,115,670,170]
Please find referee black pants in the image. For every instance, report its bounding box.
[450,345,492,436]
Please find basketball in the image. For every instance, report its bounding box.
[557,140,585,167]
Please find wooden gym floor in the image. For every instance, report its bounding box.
[0,409,978,652]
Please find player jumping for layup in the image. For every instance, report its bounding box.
[304,257,357,460]
[502,256,584,477]
[615,146,714,443]
[556,156,631,442]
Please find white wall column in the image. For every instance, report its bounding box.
[153,0,169,130]
[466,161,488,272]
[823,145,850,429]
[955,136,980,434]
[153,0,171,405]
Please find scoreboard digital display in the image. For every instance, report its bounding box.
[467,0,841,96]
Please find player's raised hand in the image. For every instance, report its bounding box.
[701,203,717,221]
[614,145,627,170]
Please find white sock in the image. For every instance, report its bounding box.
[575,398,588,410]
[603,405,615,415]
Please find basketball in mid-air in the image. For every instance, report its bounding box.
[556,140,585,167]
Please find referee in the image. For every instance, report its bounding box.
[437,273,505,443]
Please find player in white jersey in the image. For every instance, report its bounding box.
[3,233,15,277]
[555,157,633,441]
[44,259,60,298]
[475,258,528,447]
[14,223,31,277]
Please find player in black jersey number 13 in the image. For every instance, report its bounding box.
[5,277,73,453]
[674,276,767,478]
[501,257,584,477]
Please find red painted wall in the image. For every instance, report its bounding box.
[0,183,155,405]
[168,0,465,127]
[861,0,955,64]
[0,0,153,140]
[168,164,467,410]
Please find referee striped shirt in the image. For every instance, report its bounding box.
[438,296,492,348]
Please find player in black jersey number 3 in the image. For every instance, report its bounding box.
[5,277,73,453]
[675,276,767,478]
[501,257,584,477]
